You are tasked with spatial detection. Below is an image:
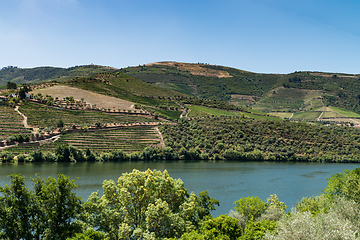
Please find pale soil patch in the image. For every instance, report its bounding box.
[31,85,134,110]
[309,72,358,78]
[147,61,233,78]
[316,107,333,112]
[230,94,256,107]
[155,126,166,148]
[269,112,293,119]
[230,94,256,102]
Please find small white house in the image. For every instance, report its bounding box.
[10,93,19,98]
[25,93,31,100]
[0,96,8,103]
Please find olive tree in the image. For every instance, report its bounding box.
[83,169,218,239]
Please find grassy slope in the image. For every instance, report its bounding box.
[188,105,239,117]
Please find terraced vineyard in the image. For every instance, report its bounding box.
[0,105,31,139]
[7,126,161,155]
[19,102,159,127]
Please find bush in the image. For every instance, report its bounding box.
[234,196,268,221]
[264,197,360,240]
[57,119,64,128]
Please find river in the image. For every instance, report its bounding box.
[0,161,359,216]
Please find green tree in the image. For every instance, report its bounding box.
[6,81,17,89]
[33,174,82,239]
[57,119,65,128]
[55,144,71,162]
[322,168,360,202]
[0,174,41,239]
[181,215,242,240]
[234,196,268,220]
[83,169,218,239]
[0,174,82,239]
[19,88,26,100]
[66,228,108,240]
[240,220,277,240]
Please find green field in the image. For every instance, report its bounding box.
[156,82,196,96]
[328,107,360,118]
[253,88,307,112]
[153,108,182,120]
[187,105,281,121]
[6,126,161,155]
[292,111,322,120]
[188,105,239,117]
[322,111,345,118]
[19,102,158,127]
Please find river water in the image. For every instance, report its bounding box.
[0,161,359,216]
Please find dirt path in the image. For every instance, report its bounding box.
[180,108,190,118]
[14,106,29,128]
[155,126,166,148]
[289,113,294,120]
[317,111,324,121]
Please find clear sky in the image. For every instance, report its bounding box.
[1,0,360,74]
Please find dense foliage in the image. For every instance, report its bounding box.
[0,170,219,240]
[160,116,360,162]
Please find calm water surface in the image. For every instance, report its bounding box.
[0,161,359,216]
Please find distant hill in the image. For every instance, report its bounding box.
[3,61,360,125]
[123,62,360,125]
[0,65,117,85]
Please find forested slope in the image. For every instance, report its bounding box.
[160,116,360,163]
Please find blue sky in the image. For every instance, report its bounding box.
[1,0,360,73]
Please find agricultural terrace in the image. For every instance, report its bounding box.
[6,126,161,155]
[0,105,31,140]
[188,105,239,118]
[187,105,281,121]
[31,85,134,110]
[19,102,158,128]
[253,87,322,112]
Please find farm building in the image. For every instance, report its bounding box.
[0,96,8,104]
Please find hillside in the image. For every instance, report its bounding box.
[0,65,117,86]
[1,65,360,164]
[123,62,360,125]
